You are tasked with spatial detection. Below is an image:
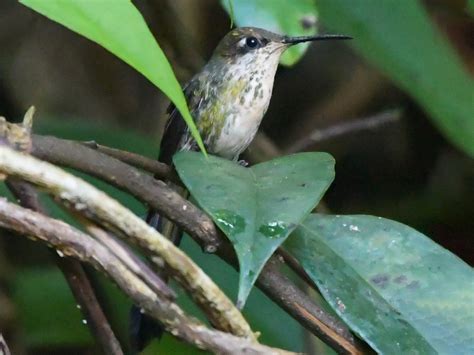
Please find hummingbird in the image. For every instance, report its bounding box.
[132,27,351,352]
[158,27,351,165]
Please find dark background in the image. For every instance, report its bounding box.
[0,0,472,354]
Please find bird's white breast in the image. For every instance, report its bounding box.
[212,52,280,160]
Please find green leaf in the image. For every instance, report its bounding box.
[286,214,474,354]
[220,0,319,66]
[227,0,235,29]
[173,152,334,307]
[317,0,474,157]
[20,0,206,156]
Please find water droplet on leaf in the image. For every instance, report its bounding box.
[214,209,246,235]
[259,221,287,238]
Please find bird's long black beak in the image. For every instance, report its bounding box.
[282,34,352,45]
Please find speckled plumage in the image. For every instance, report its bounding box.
[159,27,287,163]
[158,28,351,165]
[135,27,351,352]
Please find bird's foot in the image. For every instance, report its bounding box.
[238,159,249,167]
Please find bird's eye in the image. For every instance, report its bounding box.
[245,37,259,48]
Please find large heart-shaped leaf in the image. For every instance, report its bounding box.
[286,214,474,354]
[317,0,474,157]
[174,152,334,307]
[20,0,206,155]
[220,0,319,66]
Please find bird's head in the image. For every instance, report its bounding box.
[211,27,351,67]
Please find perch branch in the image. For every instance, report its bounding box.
[0,145,254,341]
[196,234,364,355]
[6,179,124,355]
[29,134,365,353]
[276,248,317,291]
[80,220,176,300]
[0,199,293,354]
[257,258,365,355]
[31,134,221,253]
[82,140,175,180]
[0,110,123,355]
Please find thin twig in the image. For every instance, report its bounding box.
[282,63,385,148]
[32,134,221,254]
[286,109,402,154]
[0,199,294,355]
[29,134,365,353]
[82,220,175,300]
[5,179,124,355]
[54,257,124,354]
[276,248,318,291]
[0,145,254,341]
[82,140,175,180]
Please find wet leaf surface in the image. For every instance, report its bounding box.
[174,152,334,306]
[286,214,474,354]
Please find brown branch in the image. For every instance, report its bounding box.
[5,179,124,355]
[0,333,11,355]
[286,109,402,154]
[276,248,318,291]
[81,220,175,300]
[0,199,294,355]
[256,258,366,355]
[282,63,386,149]
[29,134,366,353]
[63,145,357,349]
[0,111,124,355]
[31,134,221,254]
[82,140,175,180]
[54,257,124,354]
[0,145,254,341]
[193,232,365,355]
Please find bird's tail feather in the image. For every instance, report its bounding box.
[146,209,162,230]
[129,208,165,354]
[129,304,164,354]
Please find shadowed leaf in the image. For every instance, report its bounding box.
[286,214,474,354]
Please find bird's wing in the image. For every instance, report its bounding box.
[136,79,205,354]
[158,77,202,165]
